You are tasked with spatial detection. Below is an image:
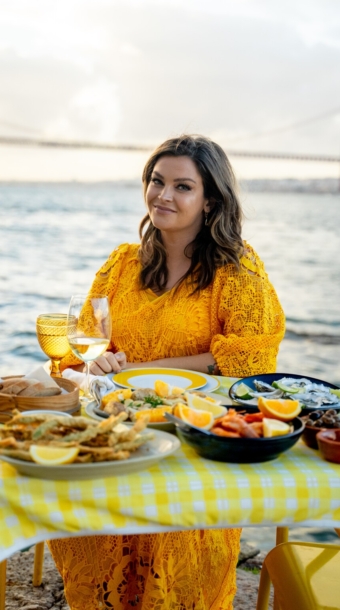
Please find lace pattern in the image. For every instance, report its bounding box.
[60,242,285,376]
[48,529,241,610]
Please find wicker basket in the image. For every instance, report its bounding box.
[0,377,80,422]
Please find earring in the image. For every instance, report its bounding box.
[204,211,209,226]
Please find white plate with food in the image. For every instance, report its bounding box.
[85,401,176,432]
[110,368,220,391]
[0,429,180,480]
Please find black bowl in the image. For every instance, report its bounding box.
[173,415,305,463]
[229,373,340,415]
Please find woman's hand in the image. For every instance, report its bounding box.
[88,351,127,376]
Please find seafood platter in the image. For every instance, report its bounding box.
[165,400,304,463]
[229,373,340,414]
[88,378,305,463]
[0,409,179,479]
[87,380,230,431]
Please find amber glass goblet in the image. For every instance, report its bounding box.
[36,314,71,377]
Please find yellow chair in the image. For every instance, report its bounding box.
[256,541,340,610]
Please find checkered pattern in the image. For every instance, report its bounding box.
[0,440,340,561]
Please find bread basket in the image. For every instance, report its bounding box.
[0,376,80,422]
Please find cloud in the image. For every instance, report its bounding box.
[0,0,339,179]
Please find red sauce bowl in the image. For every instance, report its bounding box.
[317,429,340,464]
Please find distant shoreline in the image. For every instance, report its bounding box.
[0,178,339,193]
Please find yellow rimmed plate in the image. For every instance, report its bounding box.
[112,368,210,391]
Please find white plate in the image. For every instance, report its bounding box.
[0,429,180,480]
[110,368,220,392]
[18,410,73,418]
[111,368,207,390]
[85,401,176,433]
[199,376,220,392]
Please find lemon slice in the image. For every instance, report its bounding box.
[29,445,79,465]
[174,404,214,430]
[263,418,291,438]
[185,393,227,418]
[330,389,340,398]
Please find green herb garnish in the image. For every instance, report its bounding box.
[143,395,165,408]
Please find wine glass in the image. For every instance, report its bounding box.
[36,313,71,377]
[67,294,112,401]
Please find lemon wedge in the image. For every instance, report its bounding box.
[263,418,291,438]
[185,393,227,418]
[29,445,79,465]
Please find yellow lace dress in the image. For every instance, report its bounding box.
[49,242,285,610]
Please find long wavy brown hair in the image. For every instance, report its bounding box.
[139,134,244,293]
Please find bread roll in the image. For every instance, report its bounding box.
[19,384,61,397]
[0,380,32,394]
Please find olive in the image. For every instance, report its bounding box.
[308,411,322,421]
[322,416,334,425]
[306,419,315,426]
[314,419,324,427]
[326,409,337,416]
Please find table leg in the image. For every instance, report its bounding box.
[0,560,6,610]
[273,527,289,610]
[33,542,44,587]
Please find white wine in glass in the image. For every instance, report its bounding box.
[67,294,112,401]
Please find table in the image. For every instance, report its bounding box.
[1,440,340,562]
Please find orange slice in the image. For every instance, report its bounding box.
[101,388,132,406]
[154,380,170,397]
[258,397,301,421]
[174,404,214,430]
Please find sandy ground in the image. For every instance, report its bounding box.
[3,543,273,610]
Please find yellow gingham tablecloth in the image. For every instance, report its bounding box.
[1,440,340,561]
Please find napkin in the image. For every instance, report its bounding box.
[24,365,60,388]
[62,368,116,396]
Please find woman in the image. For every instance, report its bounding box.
[51,135,285,610]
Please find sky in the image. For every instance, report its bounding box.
[0,0,340,181]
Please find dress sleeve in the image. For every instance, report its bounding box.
[60,243,134,371]
[210,246,285,377]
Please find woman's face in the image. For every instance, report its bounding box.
[146,155,209,239]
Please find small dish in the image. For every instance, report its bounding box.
[166,411,305,463]
[317,429,340,464]
[18,410,73,418]
[302,424,326,450]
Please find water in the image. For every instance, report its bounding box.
[1,182,339,384]
[0,182,339,547]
